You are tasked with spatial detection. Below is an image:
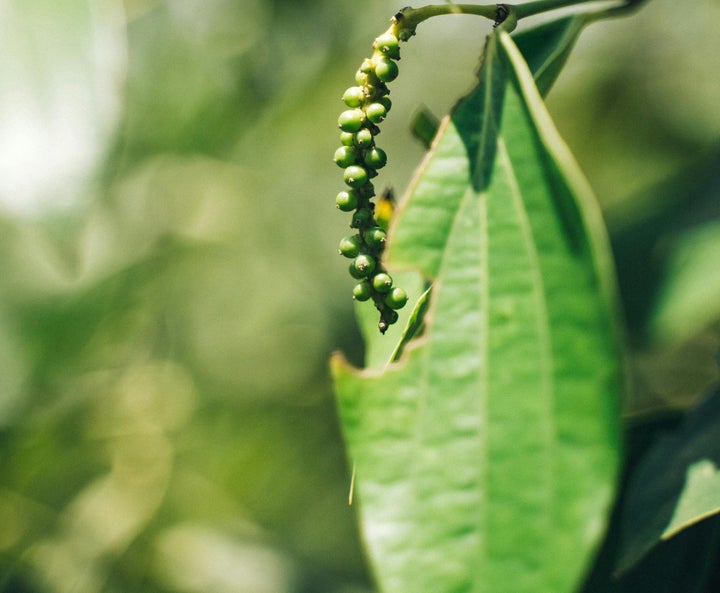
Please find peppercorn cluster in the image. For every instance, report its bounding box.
[334,30,408,334]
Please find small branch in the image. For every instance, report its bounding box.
[392,4,497,40]
[391,0,642,39]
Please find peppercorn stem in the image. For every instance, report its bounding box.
[393,0,640,39]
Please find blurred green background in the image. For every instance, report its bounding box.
[0,1,718,592]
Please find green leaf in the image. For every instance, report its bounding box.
[512,14,589,97]
[617,385,720,573]
[650,221,720,343]
[332,30,623,593]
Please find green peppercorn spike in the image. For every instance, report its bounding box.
[334,28,408,332]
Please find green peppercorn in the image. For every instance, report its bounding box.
[342,86,365,108]
[353,281,372,301]
[374,33,400,59]
[340,131,355,146]
[355,70,369,86]
[364,147,387,170]
[372,272,393,293]
[374,57,399,83]
[354,128,374,148]
[338,235,362,258]
[348,262,367,280]
[338,109,365,133]
[336,190,359,211]
[365,102,387,124]
[353,254,376,277]
[334,145,358,168]
[360,58,373,74]
[378,96,392,113]
[344,165,369,188]
[351,208,373,228]
[385,287,408,309]
[365,226,387,249]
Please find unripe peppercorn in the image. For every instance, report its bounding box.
[374,33,400,59]
[372,272,393,293]
[353,281,372,301]
[336,190,359,211]
[385,287,408,309]
[351,208,373,228]
[348,262,367,280]
[354,128,374,148]
[339,131,355,146]
[344,165,369,188]
[353,254,376,277]
[365,226,387,249]
[342,86,365,108]
[364,147,387,170]
[339,235,362,258]
[334,146,358,168]
[365,102,387,124]
[359,58,373,74]
[338,109,365,133]
[378,96,392,112]
[374,57,399,82]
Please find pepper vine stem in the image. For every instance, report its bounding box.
[392,0,641,39]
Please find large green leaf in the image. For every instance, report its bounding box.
[332,28,623,593]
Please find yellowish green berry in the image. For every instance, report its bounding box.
[365,102,387,124]
[334,146,358,168]
[342,86,365,108]
[338,109,365,133]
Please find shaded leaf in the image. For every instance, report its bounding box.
[512,14,588,97]
[617,384,720,573]
[651,221,720,342]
